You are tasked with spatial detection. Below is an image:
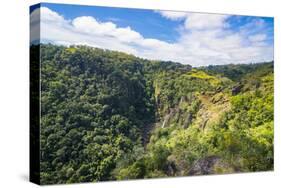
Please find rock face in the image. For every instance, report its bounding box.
[193,94,230,131]
[165,160,177,176]
[161,108,178,128]
[232,84,243,95]
[188,156,221,175]
[142,123,154,148]
[183,113,192,129]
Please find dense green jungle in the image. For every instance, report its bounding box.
[31,44,273,184]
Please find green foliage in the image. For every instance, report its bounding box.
[200,62,273,82]
[36,44,274,184]
[39,44,156,184]
[211,73,274,171]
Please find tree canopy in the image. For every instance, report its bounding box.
[34,44,273,184]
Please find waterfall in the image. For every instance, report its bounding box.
[161,119,167,128]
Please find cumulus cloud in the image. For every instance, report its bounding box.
[40,7,66,23]
[184,13,229,30]
[156,10,188,20]
[30,7,273,66]
[157,10,229,30]
[72,16,143,43]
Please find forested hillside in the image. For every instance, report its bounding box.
[34,44,273,184]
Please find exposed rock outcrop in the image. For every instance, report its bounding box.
[183,113,192,129]
[188,156,220,175]
[232,84,243,95]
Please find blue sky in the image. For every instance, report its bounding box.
[38,3,182,43]
[30,3,274,66]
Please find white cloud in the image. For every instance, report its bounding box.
[30,8,40,43]
[72,16,143,43]
[31,7,273,66]
[40,7,65,23]
[248,34,267,42]
[156,10,229,30]
[156,10,188,20]
[184,13,229,30]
